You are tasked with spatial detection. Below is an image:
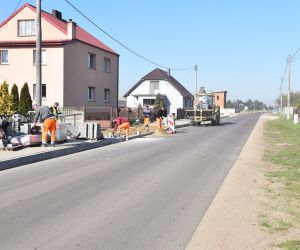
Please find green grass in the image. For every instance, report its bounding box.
[261,117,300,242]
[276,240,300,250]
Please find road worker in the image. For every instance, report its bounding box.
[143,105,151,131]
[156,107,164,129]
[33,104,56,147]
[113,117,130,140]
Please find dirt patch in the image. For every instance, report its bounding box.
[185,114,294,250]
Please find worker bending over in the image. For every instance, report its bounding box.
[33,104,56,147]
[113,117,130,140]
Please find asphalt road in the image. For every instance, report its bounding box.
[0,113,261,250]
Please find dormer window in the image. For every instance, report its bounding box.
[18,20,35,36]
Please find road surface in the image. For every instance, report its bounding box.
[0,113,260,250]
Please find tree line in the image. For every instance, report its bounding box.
[275,91,300,108]
[0,81,33,115]
[226,99,268,111]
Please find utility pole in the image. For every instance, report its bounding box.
[36,0,42,106]
[280,76,283,112]
[287,55,291,120]
[194,65,198,105]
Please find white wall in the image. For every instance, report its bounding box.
[126,79,184,114]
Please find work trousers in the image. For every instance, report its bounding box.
[118,122,130,136]
[42,118,56,143]
[156,117,162,129]
[143,117,149,126]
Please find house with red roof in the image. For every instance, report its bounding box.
[0,3,119,107]
[124,68,194,114]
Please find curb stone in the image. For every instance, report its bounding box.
[0,123,190,171]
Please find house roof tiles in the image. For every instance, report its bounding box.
[0,3,118,55]
[124,68,194,99]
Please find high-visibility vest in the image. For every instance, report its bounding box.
[51,106,59,120]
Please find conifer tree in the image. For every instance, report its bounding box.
[19,82,32,115]
[10,83,19,112]
[0,81,13,115]
[155,93,164,109]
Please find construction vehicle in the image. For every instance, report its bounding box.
[185,92,220,126]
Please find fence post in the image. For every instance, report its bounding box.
[110,107,113,128]
[81,106,86,122]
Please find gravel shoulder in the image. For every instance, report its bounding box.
[186,114,274,250]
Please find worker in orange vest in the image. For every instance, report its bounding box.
[33,104,57,147]
[113,117,130,140]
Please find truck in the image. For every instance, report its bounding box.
[185,92,220,126]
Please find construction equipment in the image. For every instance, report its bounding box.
[185,92,220,126]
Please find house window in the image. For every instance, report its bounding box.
[33,84,47,99]
[18,20,35,36]
[104,57,111,73]
[0,50,8,64]
[104,88,110,103]
[88,87,96,101]
[217,96,219,100]
[88,53,96,69]
[150,81,159,94]
[33,50,47,65]
[143,99,155,106]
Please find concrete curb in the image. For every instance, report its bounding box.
[0,138,122,171]
[0,123,190,171]
[0,130,159,171]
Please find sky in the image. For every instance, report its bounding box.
[1,0,300,106]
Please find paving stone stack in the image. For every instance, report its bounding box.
[78,122,102,140]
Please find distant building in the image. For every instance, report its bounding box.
[124,68,194,114]
[213,91,227,108]
[0,3,119,107]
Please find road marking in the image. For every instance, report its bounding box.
[130,138,165,143]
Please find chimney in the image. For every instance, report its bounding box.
[167,68,171,76]
[67,19,76,40]
[52,10,62,20]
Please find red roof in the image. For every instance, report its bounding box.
[0,3,118,55]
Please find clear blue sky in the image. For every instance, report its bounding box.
[1,0,300,105]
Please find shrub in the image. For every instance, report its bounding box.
[0,81,13,115]
[10,83,19,112]
[19,82,32,115]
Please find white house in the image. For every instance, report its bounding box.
[124,68,193,114]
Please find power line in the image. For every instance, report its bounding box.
[292,48,300,58]
[0,0,23,33]
[63,0,194,71]
[12,0,23,14]
[282,58,288,82]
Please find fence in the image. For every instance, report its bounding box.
[61,107,141,128]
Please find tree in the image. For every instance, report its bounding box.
[155,93,164,109]
[10,83,19,112]
[19,82,33,115]
[0,81,13,115]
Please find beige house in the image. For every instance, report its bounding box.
[0,3,119,107]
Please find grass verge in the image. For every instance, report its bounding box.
[261,116,300,249]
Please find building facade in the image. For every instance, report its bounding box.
[213,91,227,108]
[0,4,119,107]
[124,68,194,114]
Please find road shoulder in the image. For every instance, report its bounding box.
[186,114,271,250]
